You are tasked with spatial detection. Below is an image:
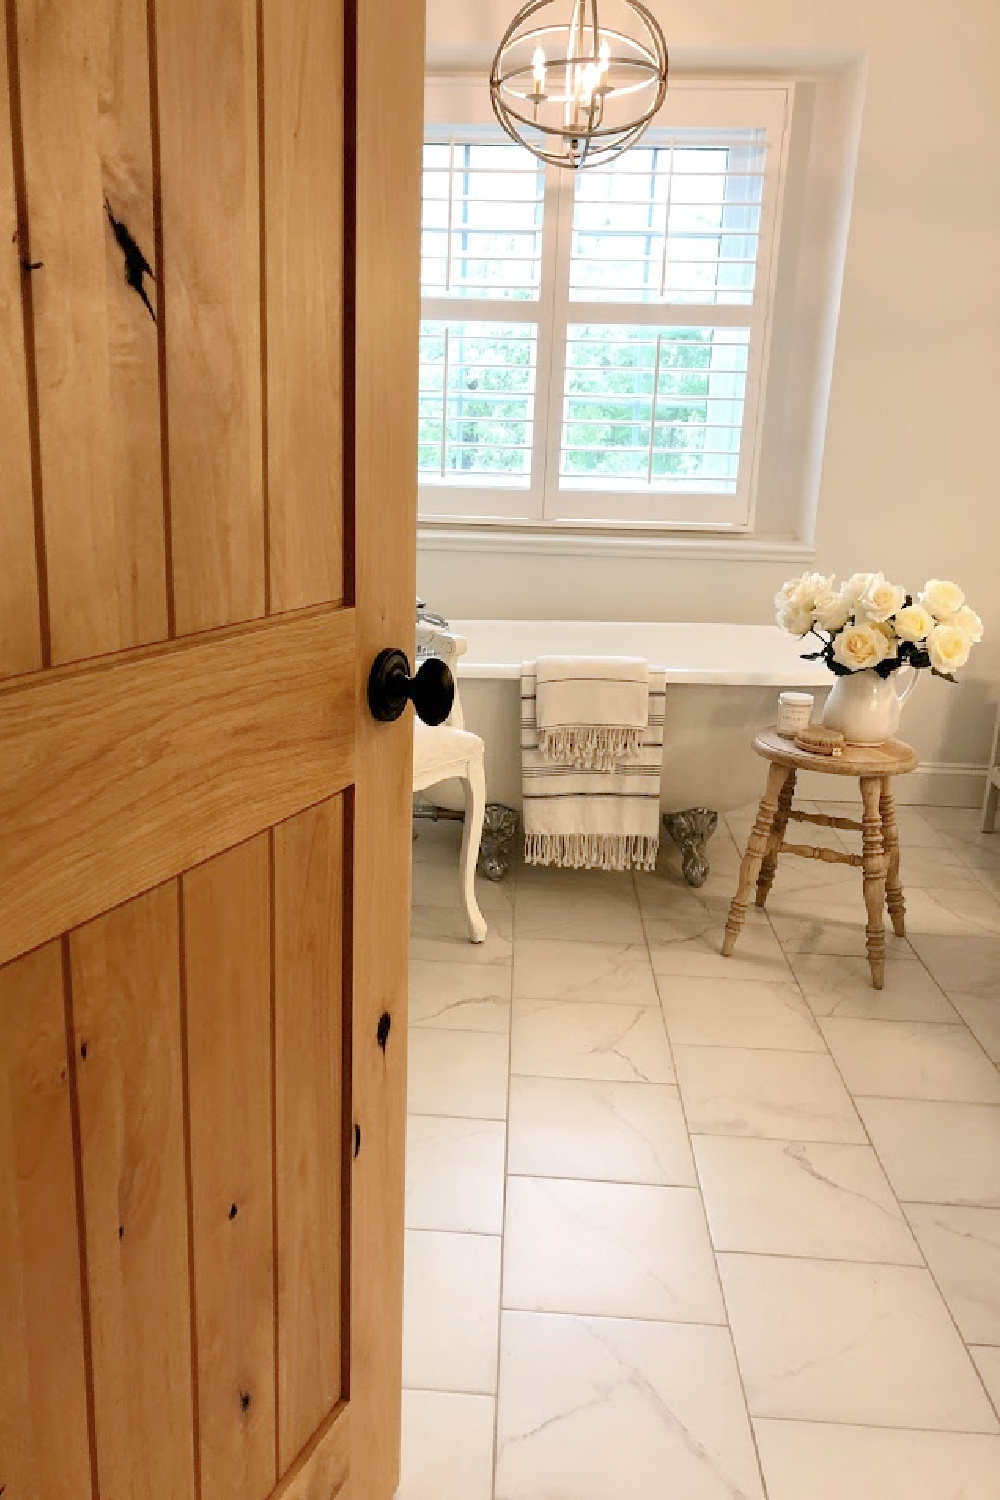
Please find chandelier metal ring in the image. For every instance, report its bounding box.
[490,0,669,170]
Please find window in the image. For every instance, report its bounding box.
[419,82,790,531]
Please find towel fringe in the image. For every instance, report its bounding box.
[524,831,659,873]
[537,724,643,772]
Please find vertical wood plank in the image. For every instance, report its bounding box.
[0,942,93,1500]
[351,0,424,1493]
[273,798,346,1472]
[183,836,276,1500]
[262,0,344,613]
[0,0,42,678]
[15,0,167,665]
[69,882,196,1500]
[155,0,265,636]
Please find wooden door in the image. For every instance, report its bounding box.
[0,2,423,1497]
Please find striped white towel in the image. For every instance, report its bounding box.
[522,662,666,872]
[535,655,650,771]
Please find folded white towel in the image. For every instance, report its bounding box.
[535,655,649,772]
[522,662,666,872]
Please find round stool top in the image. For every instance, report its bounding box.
[753,727,919,777]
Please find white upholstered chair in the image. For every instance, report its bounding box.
[414,624,487,943]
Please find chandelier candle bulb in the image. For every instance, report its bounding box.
[491,0,669,170]
[777,692,815,737]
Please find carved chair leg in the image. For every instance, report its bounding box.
[880,778,905,938]
[723,762,787,957]
[756,768,796,908]
[459,757,488,943]
[860,775,888,990]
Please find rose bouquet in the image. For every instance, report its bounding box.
[774,573,983,681]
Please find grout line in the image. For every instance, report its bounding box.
[638,889,774,1500]
[775,947,1000,1432]
[490,858,517,1500]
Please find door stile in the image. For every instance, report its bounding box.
[350,0,425,1494]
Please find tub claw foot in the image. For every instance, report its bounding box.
[478,804,519,881]
[663,809,719,888]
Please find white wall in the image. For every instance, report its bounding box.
[419,0,1000,781]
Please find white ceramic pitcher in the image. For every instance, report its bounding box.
[821,666,919,746]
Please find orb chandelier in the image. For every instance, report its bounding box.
[490,0,669,170]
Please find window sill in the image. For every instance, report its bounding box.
[417,521,816,564]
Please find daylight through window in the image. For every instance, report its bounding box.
[419,85,789,531]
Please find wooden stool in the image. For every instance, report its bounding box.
[722,730,919,989]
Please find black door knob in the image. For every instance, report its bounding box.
[368,648,455,726]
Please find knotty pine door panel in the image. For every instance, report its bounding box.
[1,0,345,678]
[1,802,351,1500]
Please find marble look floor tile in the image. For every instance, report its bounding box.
[510,999,674,1084]
[495,1311,764,1500]
[753,1419,1000,1500]
[503,1177,724,1324]
[887,844,986,889]
[819,1018,1000,1103]
[512,939,658,1006]
[903,1204,1000,1344]
[409,959,512,1033]
[407,1029,510,1120]
[410,900,514,964]
[646,914,793,983]
[907,932,1000,1001]
[856,1098,1000,1207]
[693,1136,921,1264]
[657,975,824,1052]
[970,1346,1000,1411]
[948,992,1000,1065]
[402,1230,502,1394]
[411,857,515,915]
[507,1077,696,1187]
[718,1254,998,1432]
[412,819,465,866]
[405,1115,507,1235]
[514,887,645,946]
[672,1046,865,1143]
[766,887,897,959]
[787,951,956,1022]
[902,886,1000,937]
[397,1391,495,1500]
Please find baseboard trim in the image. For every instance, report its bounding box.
[795,760,989,809]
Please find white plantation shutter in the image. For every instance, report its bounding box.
[420,82,789,530]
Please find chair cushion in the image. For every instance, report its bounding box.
[413,720,484,787]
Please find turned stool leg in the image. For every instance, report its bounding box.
[860,776,888,990]
[723,762,788,957]
[880,778,906,937]
[756,768,796,908]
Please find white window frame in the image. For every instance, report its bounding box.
[420,77,792,534]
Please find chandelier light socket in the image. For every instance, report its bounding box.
[490,0,668,169]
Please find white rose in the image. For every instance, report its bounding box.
[832,622,889,672]
[927,623,972,675]
[894,604,935,642]
[872,620,899,660]
[859,574,906,623]
[777,601,815,637]
[841,572,876,604]
[921,579,966,621]
[813,590,852,633]
[774,572,834,615]
[951,604,984,644]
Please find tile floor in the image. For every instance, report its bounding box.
[397,801,1000,1499]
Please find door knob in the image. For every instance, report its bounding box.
[368,648,454,726]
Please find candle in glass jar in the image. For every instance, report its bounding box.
[777,692,814,737]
